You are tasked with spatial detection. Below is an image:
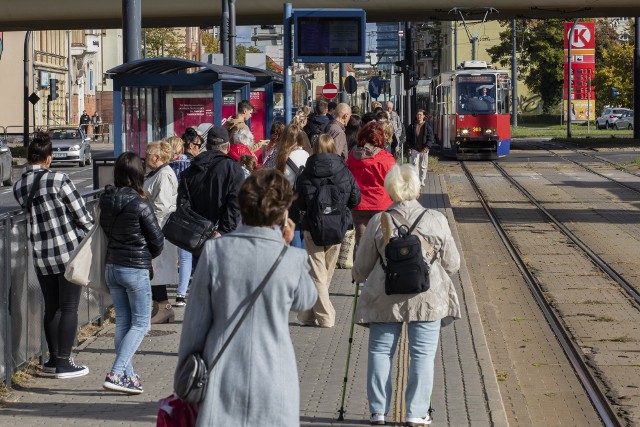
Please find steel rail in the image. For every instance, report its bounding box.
[461,161,622,427]
[492,160,640,306]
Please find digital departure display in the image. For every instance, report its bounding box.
[294,10,366,63]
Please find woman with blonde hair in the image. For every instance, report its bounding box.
[291,110,313,153]
[144,141,178,323]
[275,124,309,248]
[382,121,395,154]
[353,164,460,426]
[166,136,184,160]
[294,135,360,327]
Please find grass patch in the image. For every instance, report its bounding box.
[495,370,508,382]
[581,299,606,305]
[592,316,614,322]
[512,317,526,322]
[543,392,558,397]
[511,123,634,138]
[531,362,547,368]
[602,336,636,343]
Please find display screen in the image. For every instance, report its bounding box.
[294,11,366,63]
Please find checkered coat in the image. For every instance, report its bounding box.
[13,165,93,275]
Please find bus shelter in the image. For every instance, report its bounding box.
[107,58,256,156]
[231,66,284,140]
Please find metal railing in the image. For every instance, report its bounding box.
[1,124,113,144]
[0,191,110,388]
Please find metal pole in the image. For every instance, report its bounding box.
[143,29,147,58]
[454,21,458,68]
[635,17,640,139]
[339,63,347,103]
[567,18,579,139]
[24,31,31,147]
[161,30,165,57]
[588,77,591,133]
[122,0,142,62]
[221,0,229,65]
[3,217,13,389]
[284,3,293,124]
[511,19,518,127]
[67,31,72,124]
[325,63,332,84]
[229,0,236,65]
[471,36,477,61]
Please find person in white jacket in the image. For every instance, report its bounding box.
[144,141,178,324]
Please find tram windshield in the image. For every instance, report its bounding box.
[457,75,496,114]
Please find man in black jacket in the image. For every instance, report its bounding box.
[178,126,245,248]
[405,109,434,186]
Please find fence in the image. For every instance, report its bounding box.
[0,191,110,388]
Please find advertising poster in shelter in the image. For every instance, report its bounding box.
[250,91,267,142]
[564,22,596,121]
[169,94,236,137]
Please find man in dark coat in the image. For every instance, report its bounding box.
[177,126,245,245]
[405,109,434,186]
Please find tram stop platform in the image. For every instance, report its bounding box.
[0,173,508,426]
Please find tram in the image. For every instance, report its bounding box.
[430,60,511,160]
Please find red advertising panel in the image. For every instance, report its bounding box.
[250,91,267,142]
[564,22,595,121]
[172,97,236,137]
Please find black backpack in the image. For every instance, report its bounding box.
[307,177,348,246]
[380,209,437,295]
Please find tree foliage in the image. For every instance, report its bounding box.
[143,28,186,58]
[201,32,221,54]
[487,19,565,113]
[593,42,634,109]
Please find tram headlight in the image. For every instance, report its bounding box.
[483,128,496,136]
[457,128,470,137]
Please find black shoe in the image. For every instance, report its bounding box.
[55,357,89,379]
[41,357,56,375]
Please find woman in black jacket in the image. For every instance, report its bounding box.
[295,134,361,328]
[99,152,164,394]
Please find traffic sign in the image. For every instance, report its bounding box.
[368,77,382,99]
[344,76,357,94]
[322,83,338,99]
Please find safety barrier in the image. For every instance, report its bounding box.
[0,190,110,388]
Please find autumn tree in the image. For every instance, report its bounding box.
[202,32,221,54]
[143,28,186,58]
[593,43,634,109]
[487,19,565,113]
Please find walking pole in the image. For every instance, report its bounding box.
[337,279,360,421]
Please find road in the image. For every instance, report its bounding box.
[0,145,114,215]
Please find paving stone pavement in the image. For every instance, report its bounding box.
[1,172,507,426]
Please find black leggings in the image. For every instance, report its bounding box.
[151,285,168,302]
[36,273,83,359]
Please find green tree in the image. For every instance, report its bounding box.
[143,28,186,58]
[593,42,634,109]
[202,32,221,53]
[234,45,262,66]
[488,19,565,113]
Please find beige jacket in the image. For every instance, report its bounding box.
[353,199,461,326]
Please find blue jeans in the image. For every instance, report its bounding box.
[367,321,441,418]
[291,227,304,249]
[105,264,152,377]
[177,248,192,297]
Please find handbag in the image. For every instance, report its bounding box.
[64,206,110,294]
[173,244,289,404]
[336,228,355,269]
[162,178,217,254]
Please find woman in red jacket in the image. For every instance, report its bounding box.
[346,121,396,249]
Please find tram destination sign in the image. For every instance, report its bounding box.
[293,9,366,63]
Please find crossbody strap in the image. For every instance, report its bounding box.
[286,157,300,175]
[388,209,437,262]
[206,244,288,372]
[25,170,47,212]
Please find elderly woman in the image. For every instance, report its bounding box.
[144,141,178,324]
[228,127,256,162]
[175,168,317,426]
[353,164,461,427]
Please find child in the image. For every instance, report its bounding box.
[238,155,257,179]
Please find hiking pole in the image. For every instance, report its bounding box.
[338,279,360,421]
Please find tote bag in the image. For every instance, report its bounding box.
[64,207,110,294]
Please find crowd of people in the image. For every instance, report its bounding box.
[14,98,459,427]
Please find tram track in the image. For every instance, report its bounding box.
[461,161,625,427]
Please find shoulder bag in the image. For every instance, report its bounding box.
[162,173,218,255]
[174,244,288,404]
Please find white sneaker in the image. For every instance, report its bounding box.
[370,413,386,425]
[406,415,433,426]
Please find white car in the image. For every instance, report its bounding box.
[48,127,92,167]
[0,138,13,186]
[614,110,634,130]
[596,108,631,130]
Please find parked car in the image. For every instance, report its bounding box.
[596,107,631,130]
[614,110,634,130]
[47,126,92,167]
[0,138,13,186]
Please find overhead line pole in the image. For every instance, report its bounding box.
[221,0,229,65]
[567,18,579,139]
[24,31,31,147]
[512,19,518,127]
[284,3,293,124]
[634,17,640,138]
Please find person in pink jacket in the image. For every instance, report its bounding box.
[346,121,396,249]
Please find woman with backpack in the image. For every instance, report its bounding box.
[352,164,461,426]
[346,121,396,250]
[295,135,361,328]
[275,124,309,248]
